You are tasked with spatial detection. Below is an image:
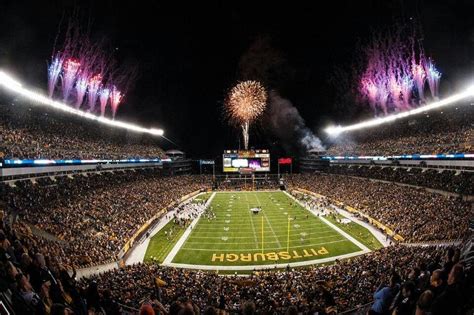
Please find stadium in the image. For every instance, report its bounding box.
[0,2,473,315]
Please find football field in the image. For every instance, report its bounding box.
[159,191,373,269]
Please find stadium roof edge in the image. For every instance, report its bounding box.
[0,70,165,137]
[325,86,474,136]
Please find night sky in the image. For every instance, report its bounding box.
[1,0,474,158]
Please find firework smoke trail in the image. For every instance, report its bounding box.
[424,58,441,99]
[61,58,81,101]
[99,87,110,117]
[110,86,122,119]
[267,91,324,153]
[226,80,267,150]
[48,57,63,98]
[87,74,102,111]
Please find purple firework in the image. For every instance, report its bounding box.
[358,22,440,115]
[361,78,378,112]
[389,75,402,110]
[48,57,63,98]
[99,87,110,117]
[377,81,390,115]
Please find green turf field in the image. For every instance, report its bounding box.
[165,191,374,267]
[192,192,212,204]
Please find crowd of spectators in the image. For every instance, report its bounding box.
[0,102,166,160]
[288,174,472,242]
[1,206,472,314]
[326,104,473,156]
[77,245,470,314]
[325,165,474,195]
[0,171,472,313]
[1,99,473,314]
[3,170,210,267]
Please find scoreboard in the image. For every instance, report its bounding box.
[223,149,270,172]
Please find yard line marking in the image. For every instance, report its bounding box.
[245,193,259,249]
[181,239,348,251]
[184,234,344,246]
[254,192,282,248]
[193,227,334,234]
[187,230,337,239]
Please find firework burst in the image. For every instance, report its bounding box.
[412,62,426,102]
[424,58,441,99]
[110,86,123,119]
[75,74,89,109]
[61,58,81,101]
[87,74,102,111]
[99,87,110,117]
[48,56,63,98]
[226,80,267,149]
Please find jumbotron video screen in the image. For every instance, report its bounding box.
[223,149,270,172]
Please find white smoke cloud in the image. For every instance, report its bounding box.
[267,90,324,153]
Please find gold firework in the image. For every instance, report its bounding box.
[226,80,267,149]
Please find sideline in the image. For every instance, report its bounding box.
[162,192,217,264]
[331,205,391,247]
[283,191,370,252]
[125,208,179,265]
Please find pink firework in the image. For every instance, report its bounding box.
[361,78,378,112]
[377,81,390,115]
[61,58,81,101]
[99,87,110,117]
[87,74,102,111]
[423,58,441,99]
[48,56,63,98]
[400,75,414,109]
[110,86,123,119]
[357,22,441,114]
[411,63,426,103]
[389,75,402,109]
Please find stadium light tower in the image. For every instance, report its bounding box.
[0,70,165,137]
[325,85,474,136]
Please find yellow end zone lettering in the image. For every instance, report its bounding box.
[211,247,330,263]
